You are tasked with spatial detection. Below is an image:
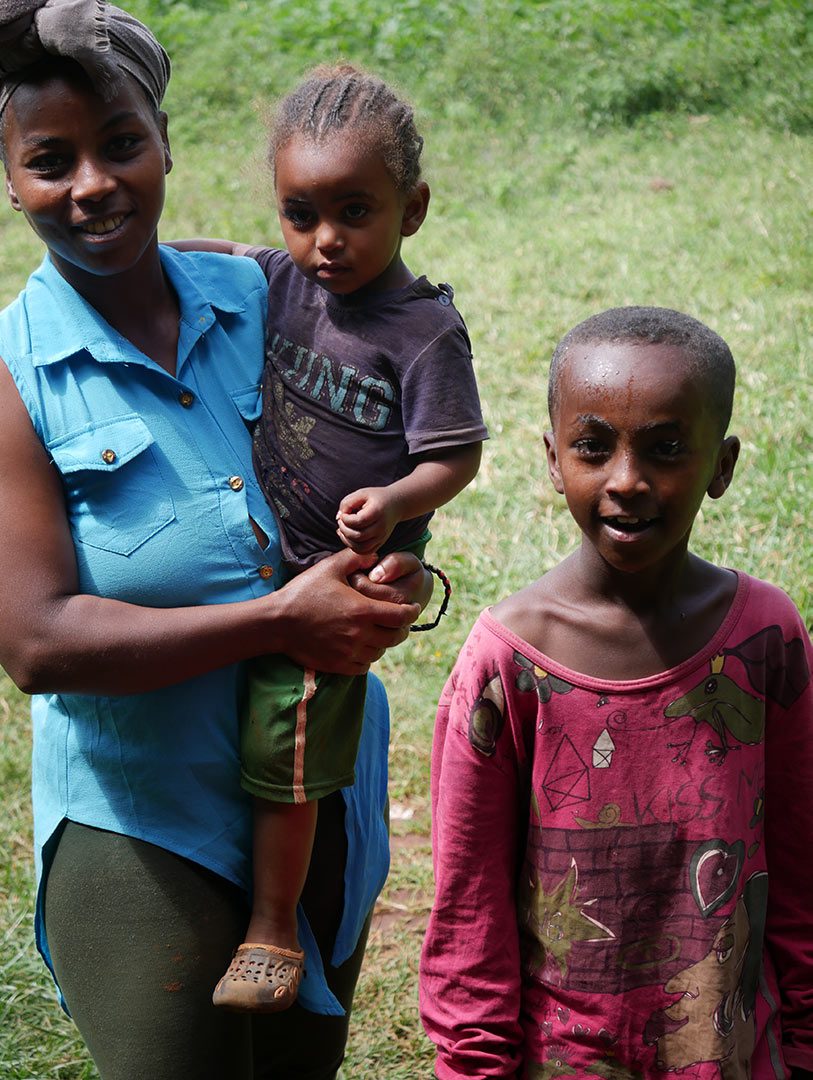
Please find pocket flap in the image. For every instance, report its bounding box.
[230,382,263,424]
[49,415,155,474]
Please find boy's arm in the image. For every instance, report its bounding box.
[420,632,525,1077]
[164,238,254,257]
[764,617,813,1073]
[336,442,481,554]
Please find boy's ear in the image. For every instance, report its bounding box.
[159,111,173,175]
[5,170,21,212]
[544,431,565,494]
[400,181,429,237]
[707,435,740,499]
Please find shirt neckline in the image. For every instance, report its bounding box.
[28,248,249,370]
[324,274,434,312]
[482,570,750,694]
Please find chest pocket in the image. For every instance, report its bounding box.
[230,381,263,427]
[49,414,176,556]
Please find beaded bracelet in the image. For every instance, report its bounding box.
[410,561,452,632]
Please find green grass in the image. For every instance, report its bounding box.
[1,1,811,1076]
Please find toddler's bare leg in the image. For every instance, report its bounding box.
[213,798,316,1013]
[247,797,317,948]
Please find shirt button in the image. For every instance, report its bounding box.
[228,475,244,491]
[179,391,194,408]
[101,449,117,464]
[258,565,274,580]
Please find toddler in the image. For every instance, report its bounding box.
[420,307,812,1078]
[181,65,487,1013]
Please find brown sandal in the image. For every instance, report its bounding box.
[212,942,305,1013]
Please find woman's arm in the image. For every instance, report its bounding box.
[165,238,254,257]
[0,363,422,696]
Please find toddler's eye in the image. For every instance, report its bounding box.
[344,204,369,221]
[282,207,314,229]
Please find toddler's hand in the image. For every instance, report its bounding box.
[337,487,401,554]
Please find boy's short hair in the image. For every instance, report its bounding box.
[548,306,736,436]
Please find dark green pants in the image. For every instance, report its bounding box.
[45,793,369,1080]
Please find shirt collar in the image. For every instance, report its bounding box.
[28,246,250,369]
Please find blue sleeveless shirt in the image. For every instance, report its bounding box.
[0,247,390,1015]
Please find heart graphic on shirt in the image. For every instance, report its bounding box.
[689,839,745,917]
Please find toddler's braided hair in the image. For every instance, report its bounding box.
[270,64,424,193]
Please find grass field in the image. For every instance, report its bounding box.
[0,1,811,1076]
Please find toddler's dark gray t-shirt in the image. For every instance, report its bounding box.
[248,246,488,570]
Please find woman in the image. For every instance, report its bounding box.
[0,4,428,1077]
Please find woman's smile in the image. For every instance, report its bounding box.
[3,72,171,287]
[74,212,130,236]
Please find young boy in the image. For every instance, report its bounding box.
[420,306,812,1079]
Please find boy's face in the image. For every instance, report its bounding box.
[274,132,428,296]
[544,341,738,577]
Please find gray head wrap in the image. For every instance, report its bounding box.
[0,0,170,119]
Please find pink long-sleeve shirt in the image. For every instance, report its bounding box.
[421,573,813,1079]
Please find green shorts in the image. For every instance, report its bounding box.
[241,661,368,803]
[241,533,429,804]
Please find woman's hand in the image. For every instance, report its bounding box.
[350,550,433,610]
[0,365,417,693]
[0,361,426,693]
[269,549,423,676]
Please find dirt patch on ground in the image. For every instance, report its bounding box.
[369,802,433,945]
[390,831,430,851]
[370,886,430,937]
